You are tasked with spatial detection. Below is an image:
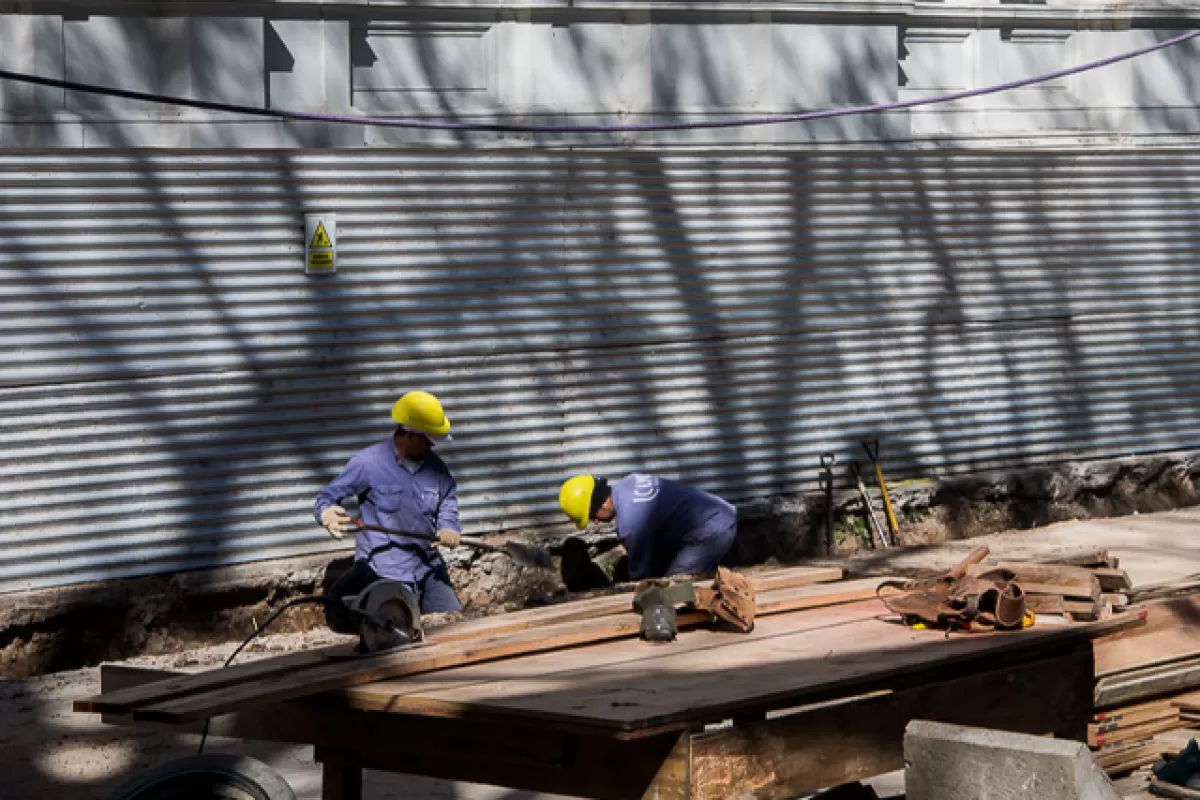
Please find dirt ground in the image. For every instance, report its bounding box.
[0,628,576,800]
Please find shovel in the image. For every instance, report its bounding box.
[349,518,552,569]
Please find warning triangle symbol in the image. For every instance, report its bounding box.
[311,222,332,249]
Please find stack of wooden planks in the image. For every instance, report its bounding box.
[1091,696,1184,750]
[966,553,1132,623]
[76,565,887,723]
[1170,691,1200,726]
[1089,592,1200,775]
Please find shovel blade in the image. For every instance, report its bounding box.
[503,541,553,569]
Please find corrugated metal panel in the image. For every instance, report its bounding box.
[3,147,1200,592]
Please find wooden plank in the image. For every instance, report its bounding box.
[968,563,1101,601]
[100,664,186,694]
[1094,696,1177,722]
[1094,737,1162,761]
[126,579,888,724]
[76,565,842,715]
[1026,595,1067,615]
[1095,568,1135,592]
[1090,707,1177,734]
[1130,578,1200,604]
[688,644,1093,800]
[1096,743,1162,774]
[431,566,842,643]
[346,581,895,712]
[1047,551,1113,569]
[1020,582,1101,602]
[342,605,1144,737]
[1093,595,1200,676]
[1063,599,1104,622]
[1089,716,1183,748]
[345,594,895,725]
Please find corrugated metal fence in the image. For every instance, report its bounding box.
[2,147,1200,592]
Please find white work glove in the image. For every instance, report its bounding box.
[437,528,462,547]
[320,505,354,540]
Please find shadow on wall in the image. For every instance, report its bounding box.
[4,11,1200,636]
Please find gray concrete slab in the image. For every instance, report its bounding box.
[905,720,1120,800]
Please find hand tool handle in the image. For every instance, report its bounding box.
[862,438,901,540]
[945,547,991,581]
[820,453,836,554]
[350,518,507,555]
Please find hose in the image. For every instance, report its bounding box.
[196,595,326,755]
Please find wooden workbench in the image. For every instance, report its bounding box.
[97,596,1137,800]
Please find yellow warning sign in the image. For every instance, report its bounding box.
[308,251,334,269]
[310,222,332,250]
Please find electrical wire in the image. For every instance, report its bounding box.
[0,29,1197,134]
[196,595,326,755]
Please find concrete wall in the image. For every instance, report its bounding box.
[2,2,1199,147]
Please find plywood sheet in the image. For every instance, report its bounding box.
[347,600,1142,734]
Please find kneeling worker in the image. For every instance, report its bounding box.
[558,473,737,581]
[315,390,464,633]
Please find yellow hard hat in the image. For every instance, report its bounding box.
[559,474,596,530]
[391,391,452,441]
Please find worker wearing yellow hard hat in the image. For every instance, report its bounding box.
[559,473,738,582]
[315,391,464,633]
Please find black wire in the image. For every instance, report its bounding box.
[197,595,326,754]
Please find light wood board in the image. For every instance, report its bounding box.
[340,601,1144,735]
[77,564,841,715]
[124,577,884,724]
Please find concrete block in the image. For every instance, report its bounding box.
[904,720,1120,800]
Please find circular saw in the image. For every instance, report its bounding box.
[344,579,424,654]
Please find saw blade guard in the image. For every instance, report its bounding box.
[349,579,424,653]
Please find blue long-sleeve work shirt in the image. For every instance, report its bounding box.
[314,438,461,582]
[611,474,738,580]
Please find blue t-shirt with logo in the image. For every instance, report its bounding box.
[610,473,736,580]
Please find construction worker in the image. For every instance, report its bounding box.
[558,474,738,581]
[315,391,464,633]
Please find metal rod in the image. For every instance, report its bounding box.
[820,453,836,554]
[849,462,890,549]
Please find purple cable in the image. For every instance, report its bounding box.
[0,29,1196,134]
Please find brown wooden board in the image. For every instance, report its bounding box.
[430,565,842,642]
[688,645,1093,800]
[1090,708,1178,734]
[1096,743,1162,775]
[1094,697,1177,724]
[1062,600,1103,621]
[1089,717,1184,748]
[125,578,887,724]
[979,562,1100,590]
[1095,568,1135,592]
[76,565,841,715]
[338,603,1144,736]
[1094,596,1200,676]
[1089,712,1180,746]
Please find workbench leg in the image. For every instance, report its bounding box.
[320,757,362,800]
